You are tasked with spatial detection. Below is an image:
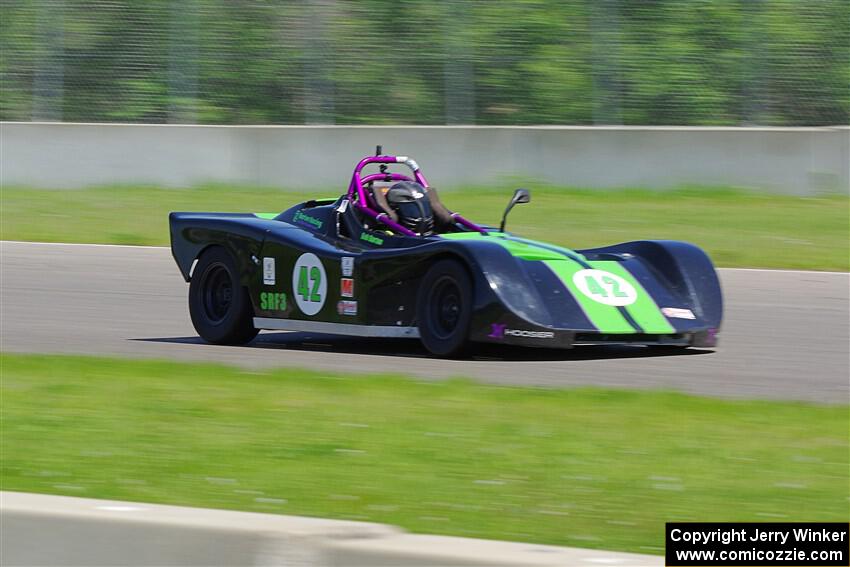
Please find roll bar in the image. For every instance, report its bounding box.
[347,154,487,236]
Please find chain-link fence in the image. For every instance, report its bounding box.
[2,0,848,125]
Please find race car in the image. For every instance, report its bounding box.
[170,148,722,356]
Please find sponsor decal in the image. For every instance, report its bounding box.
[259,291,287,311]
[340,277,355,298]
[337,300,358,316]
[662,307,696,320]
[505,329,555,339]
[488,323,507,339]
[572,268,638,307]
[263,257,275,285]
[341,256,354,277]
[292,253,327,316]
[360,232,384,246]
[294,210,323,230]
[488,323,554,340]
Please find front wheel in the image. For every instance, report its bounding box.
[416,259,472,357]
[189,246,258,345]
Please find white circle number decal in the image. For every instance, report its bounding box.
[572,269,637,306]
[292,253,327,316]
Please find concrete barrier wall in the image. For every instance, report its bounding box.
[1,122,847,194]
[0,491,661,566]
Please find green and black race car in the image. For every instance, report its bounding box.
[170,150,723,357]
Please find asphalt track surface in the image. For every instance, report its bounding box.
[2,241,848,404]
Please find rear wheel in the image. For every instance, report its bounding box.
[189,247,258,345]
[417,259,472,357]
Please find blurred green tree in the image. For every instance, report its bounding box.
[0,0,846,125]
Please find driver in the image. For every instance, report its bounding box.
[384,181,435,236]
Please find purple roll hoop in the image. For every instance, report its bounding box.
[348,153,487,236]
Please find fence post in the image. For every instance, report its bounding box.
[31,0,64,122]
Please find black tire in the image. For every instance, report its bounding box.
[189,246,259,345]
[416,258,472,357]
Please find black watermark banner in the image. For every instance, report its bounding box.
[666,523,849,566]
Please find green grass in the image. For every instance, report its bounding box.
[2,354,847,554]
[1,184,848,270]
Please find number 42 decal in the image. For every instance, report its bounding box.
[572,269,638,307]
[292,253,327,315]
[584,274,627,298]
[297,265,322,302]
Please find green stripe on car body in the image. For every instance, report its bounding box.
[543,259,636,333]
[440,231,674,334]
[514,240,673,333]
[441,232,589,263]
[253,212,278,219]
[590,261,676,334]
[442,231,634,332]
[508,235,591,265]
[440,232,566,261]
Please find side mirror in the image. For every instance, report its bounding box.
[499,188,531,233]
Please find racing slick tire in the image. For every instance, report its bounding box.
[189,246,259,345]
[417,258,472,357]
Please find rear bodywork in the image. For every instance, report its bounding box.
[170,197,722,349]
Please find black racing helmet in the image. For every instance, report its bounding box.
[386,181,435,236]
